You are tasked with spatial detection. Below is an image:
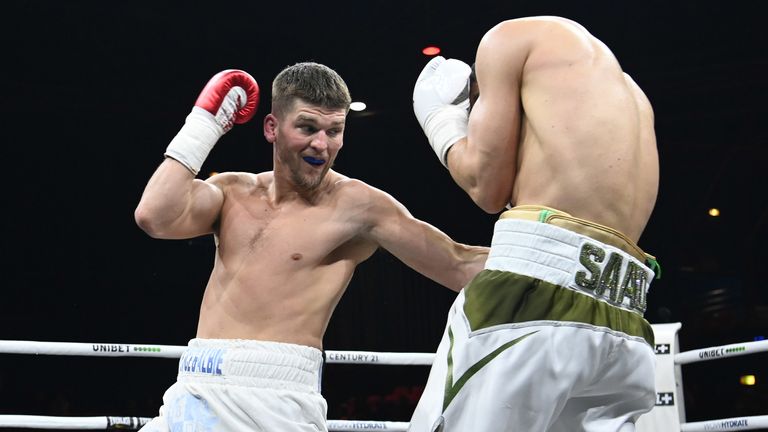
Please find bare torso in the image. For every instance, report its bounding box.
[196,171,377,349]
[510,17,659,241]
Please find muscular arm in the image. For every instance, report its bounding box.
[134,158,224,239]
[363,186,488,291]
[135,69,259,240]
[446,22,529,213]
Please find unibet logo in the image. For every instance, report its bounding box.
[133,346,162,352]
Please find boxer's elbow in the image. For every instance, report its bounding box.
[474,198,507,214]
[458,168,511,214]
[134,202,171,239]
[449,246,489,291]
[468,187,508,214]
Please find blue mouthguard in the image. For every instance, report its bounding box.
[303,156,325,166]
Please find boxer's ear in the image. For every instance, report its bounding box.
[264,114,278,143]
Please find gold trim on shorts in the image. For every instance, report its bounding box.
[500,205,653,264]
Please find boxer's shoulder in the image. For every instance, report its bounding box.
[207,171,271,193]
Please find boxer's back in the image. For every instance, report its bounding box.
[508,17,658,241]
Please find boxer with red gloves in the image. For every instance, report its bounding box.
[164,69,259,175]
[135,63,489,431]
[408,17,660,432]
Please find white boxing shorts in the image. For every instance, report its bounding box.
[140,338,326,432]
[409,207,658,432]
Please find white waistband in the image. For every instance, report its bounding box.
[178,339,323,393]
[484,219,654,315]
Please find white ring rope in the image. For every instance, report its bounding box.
[0,340,186,358]
[680,415,768,432]
[3,414,768,432]
[326,420,409,431]
[674,340,768,365]
[0,415,147,430]
[1,338,766,431]
[0,340,434,365]
[326,350,434,365]
[0,416,408,432]
[4,338,766,366]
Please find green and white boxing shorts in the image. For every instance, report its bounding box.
[409,206,658,432]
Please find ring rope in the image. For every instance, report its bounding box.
[0,416,408,431]
[326,350,434,365]
[680,415,768,432]
[0,415,146,430]
[3,338,767,366]
[326,420,408,431]
[674,340,768,365]
[2,414,767,432]
[0,340,186,358]
[2,339,766,432]
[2,338,767,366]
[0,340,434,365]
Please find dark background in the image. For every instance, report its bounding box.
[1,0,766,429]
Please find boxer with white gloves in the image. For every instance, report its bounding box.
[135,63,489,431]
[412,56,471,167]
[409,17,661,431]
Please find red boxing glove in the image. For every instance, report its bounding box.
[165,69,260,174]
[194,69,260,131]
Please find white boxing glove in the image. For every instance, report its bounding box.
[165,69,260,175]
[412,56,471,167]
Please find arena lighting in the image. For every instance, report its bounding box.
[422,46,441,56]
[708,208,720,217]
[209,171,219,177]
[739,375,756,386]
[349,102,367,112]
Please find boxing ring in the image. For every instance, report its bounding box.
[0,323,766,431]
